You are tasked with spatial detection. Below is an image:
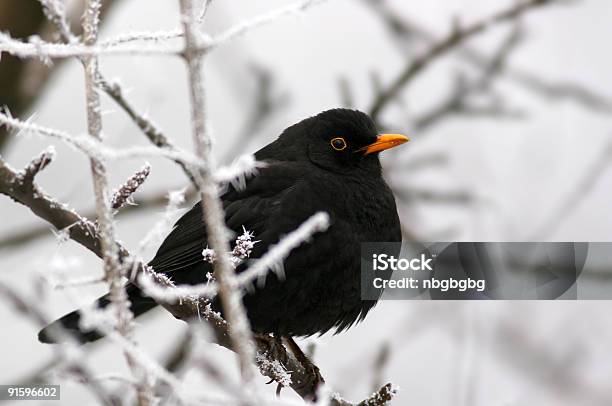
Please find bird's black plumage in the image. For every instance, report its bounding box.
[39,108,406,343]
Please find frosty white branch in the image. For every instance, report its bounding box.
[205,0,328,51]
[0,0,329,60]
[34,0,197,187]
[81,0,150,403]
[98,29,184,48]
[0,111,262,189]
[0,0,398,403]
[139,212,330,301]
[178,0,258,389]
[0,32,180,58]
[0,154,396,404]
[110,164,151,211]
[0,111,203,168]
[0,282,119,406]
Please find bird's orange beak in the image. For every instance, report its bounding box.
[360,133,410,155]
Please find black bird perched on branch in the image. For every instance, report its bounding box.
[39,108,408,344]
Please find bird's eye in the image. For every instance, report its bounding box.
[330,137,347,151]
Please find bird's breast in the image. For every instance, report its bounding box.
[312,173,401,243]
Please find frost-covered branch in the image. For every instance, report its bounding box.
[413,23,524,132]
[35,0,195,186]
[178,0,257,387]
[0,155,102,255]
[206,0,329,51]
[368,0,563,122]
[1,0,396,403]
[237,211,329,285]
[19,146,57,184]
[140,212,330,301]
[81,1,151,403]
[111,163,151,211]
[0,151,392,403]
[332,383,398,406]
[0,111,205,169]
[365,0,612,113]
[0,0,330,60]
[0,282,120,406]
[38,0,77,43]
[96,78,197,186]
[99,29,183,48]
[0,32,179,59]
[83,0,130,336]
[214,154,265,187]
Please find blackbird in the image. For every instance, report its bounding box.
[38,108,408,344]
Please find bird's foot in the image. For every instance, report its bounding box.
[302,360,324,396]
[283,336,325,398]
[255,334,291,396]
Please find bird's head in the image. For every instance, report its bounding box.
[265,109,409,173]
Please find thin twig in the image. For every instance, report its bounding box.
[82,0,132,338]
[0,0,330,59]
[0,111,205,168]
[19,146,56,184]
[0,154,258,251]
[0,282,120,406]
[97,78,198,185]
[178,0,257,388]
[205,0,328,52]
[82,2,150,404]
[528,139,612,240]
[369,0,563,122]
[0,154,389,402]
[413,23,525,131]
[139,212,329,301]
[365,0,612,113]
[111,163,151,211]
[36,0,196,186]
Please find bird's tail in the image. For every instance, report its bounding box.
[38,283,157,344]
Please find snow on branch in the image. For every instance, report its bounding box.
[206,0,329,51]
[0,0,398,403]
[0,0,330,60]
[0,282,119,405]
[0,32,179,59]
[18,146,56,184]
[99,29,184,48]
[0,111,205,169]
[139,212,330,302]
[0,112,264,192]
[331,383,399,406]
[214,154,265,188]
[179,0,258,388]
[237,211,329,285]
[111,163,151,211]
[35,0,195,188]
[0,151,392,404]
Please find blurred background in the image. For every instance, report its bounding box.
[1,0,612,405]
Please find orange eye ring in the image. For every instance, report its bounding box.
[330,137,347,151]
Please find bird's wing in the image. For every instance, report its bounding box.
[148,162,318,277]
